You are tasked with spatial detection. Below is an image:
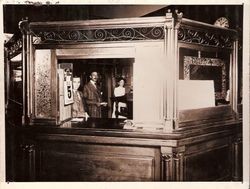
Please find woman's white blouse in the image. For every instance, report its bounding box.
[114,86,125,97]
[112,86,127,118]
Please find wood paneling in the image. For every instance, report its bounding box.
[36,141,160,181]
[39,150,155,181]
[179,105,233,124]
[185,146,231,181]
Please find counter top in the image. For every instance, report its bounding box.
[7,117,242,147]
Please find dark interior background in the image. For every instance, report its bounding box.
[3,4,243,34]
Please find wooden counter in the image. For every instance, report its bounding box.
[6,118,242,182]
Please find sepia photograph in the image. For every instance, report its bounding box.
[1,1,249,187]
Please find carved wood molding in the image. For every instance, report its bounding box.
[178,26,234,49]
[30,26,164,44]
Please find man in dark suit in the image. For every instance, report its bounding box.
[83,71,107,118]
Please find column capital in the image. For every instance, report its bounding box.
[19,18,30,35]
[164,9,183,30]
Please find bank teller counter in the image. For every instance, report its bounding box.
[5,10,242,181]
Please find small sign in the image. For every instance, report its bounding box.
[64,68,73,105]
[178,80,215,110]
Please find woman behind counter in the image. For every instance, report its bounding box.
[72,77,89,119]
[112,77,127,119]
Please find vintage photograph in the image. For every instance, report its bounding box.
[3,4,244,182]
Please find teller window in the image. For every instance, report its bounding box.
[58,58,134,120]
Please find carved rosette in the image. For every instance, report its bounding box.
[31,26,164,44]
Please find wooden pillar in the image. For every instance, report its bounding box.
[161,154,173,181]
[160,147,173,181]
[161,146,185,181]
[19,143,36,181]
[230,37,239,119]
[27,145,36,181]
[232,137,242,181]
[233,39,239,116]
[26,31,34,122]
[163,10,183,131]
[173,153,184,181]
[19,19,30,125]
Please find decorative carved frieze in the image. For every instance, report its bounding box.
[6,38,22,59]
[178,26,234,48]
[31,26,165,44]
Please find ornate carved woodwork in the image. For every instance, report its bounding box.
[161,152,184,181]
[13,10,240,129]
[178,26,234,48]
[5,38,22,59]
[161,154,173,181]
[31,26,165,44]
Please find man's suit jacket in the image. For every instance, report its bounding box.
[83,81,102,118]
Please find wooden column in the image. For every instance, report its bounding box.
[230,37,239,119]
[19,143,36,181]
[27,144,36,181]
[161,154,173,181]
[233,39,239,117]
[25,28,34,122]
[163,10,183,131]
[173,153,184,181]
[161,146,185,181]
[232,137,242,181]
[19,19,30,125]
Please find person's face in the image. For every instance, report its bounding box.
[73,77,81,90]
[118,79,125,87]
[90,72,98,83]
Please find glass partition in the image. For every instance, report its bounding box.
[58,58,134,120]
[178,47,231,111]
